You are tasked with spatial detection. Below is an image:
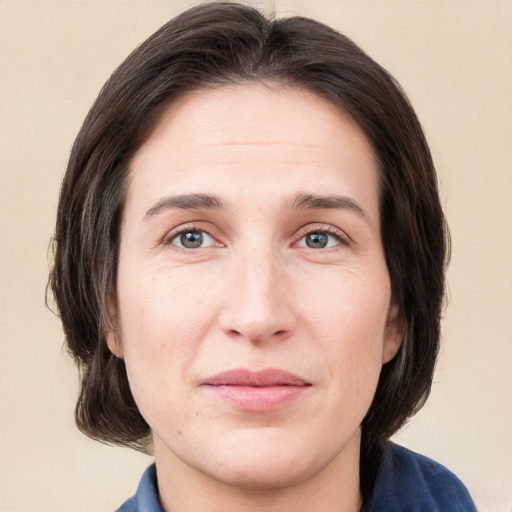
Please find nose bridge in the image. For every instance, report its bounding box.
[221,240,295,343]
[240,245,278,307]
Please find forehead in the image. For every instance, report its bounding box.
[136,83,375,162]
[126,83,379,221]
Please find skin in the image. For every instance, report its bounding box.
[107,84,402,512]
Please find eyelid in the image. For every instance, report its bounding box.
[160,222,349,250]
[293,223,350,248]
[162,223,223,249]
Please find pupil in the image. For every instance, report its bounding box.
[306,232,328,248]
[181,231,203,248]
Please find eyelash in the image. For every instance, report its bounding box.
[293,224,349,250]
[163,224,349,251]
[163,224,219,250]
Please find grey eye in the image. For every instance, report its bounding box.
[297,231,341,249]
[171,230,215,249]
[306,232,328,248]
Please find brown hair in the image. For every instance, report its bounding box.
[49,1,449,499]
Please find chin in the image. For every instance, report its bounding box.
[207,453,316,491]
[194,429,334,491]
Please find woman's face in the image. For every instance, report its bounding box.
[108,84,401,490]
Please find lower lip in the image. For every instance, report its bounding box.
[204,385,309,411]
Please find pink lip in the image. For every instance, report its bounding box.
[202,368,311,412]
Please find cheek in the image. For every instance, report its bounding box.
[300,269,390,396]
[119,261,216,342]
[116,265,220,402]
[302,267,390,346]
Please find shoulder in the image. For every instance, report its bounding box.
[115,464,164,512]
[364,443,476,512]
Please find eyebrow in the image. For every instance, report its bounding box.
[291,193,371,225]
[144,193,225,220]
[143,191,371,226]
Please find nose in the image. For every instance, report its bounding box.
[218,248,297,345]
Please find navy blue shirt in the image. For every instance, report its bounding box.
[116,444,476,511]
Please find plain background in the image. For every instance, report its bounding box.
[1,0,511,511]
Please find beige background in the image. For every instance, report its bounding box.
[1,0,511,511]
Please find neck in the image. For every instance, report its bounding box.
[154,431,363,512]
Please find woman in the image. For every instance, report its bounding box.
[49,2,476,511]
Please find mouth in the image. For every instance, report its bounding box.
[202,368,311,412]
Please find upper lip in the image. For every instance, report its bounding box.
[202,368,310,387]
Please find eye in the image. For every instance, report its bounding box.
[296,230,344,249]
[170,229,216,249]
